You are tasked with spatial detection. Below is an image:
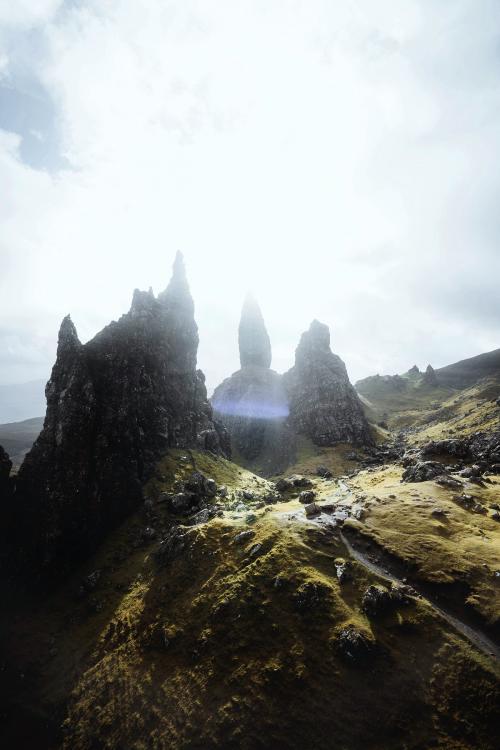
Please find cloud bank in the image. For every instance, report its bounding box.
[0,0,499,393]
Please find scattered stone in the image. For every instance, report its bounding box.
[491,511,500,522]
[288,475,313,488]
[316,466,332,478]
[233,530,255,545]
[248,543,263,558]
[204,478,217,497]
[245,513,257,525]
[334,626,375,664]
[263,492,280,505]
[431,507,446,517]
[142,526,157,540]
[293,581,329,612]
[242,490,254,500]
[275,478,293,493]
[401,461,447,483]
[334,558,352,583]
[299,490,316,504]
[184,471,206,494]
[421,439,470,459]
[362,584,394,617]
[170,492,196,514]
[435,475,463,489]
[190,508,217,525]
[346,452,361,461]
[155,526,187,565]
[304,502,321,517]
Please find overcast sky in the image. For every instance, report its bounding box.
[1,0,499,395]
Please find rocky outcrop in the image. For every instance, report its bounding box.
[212,297,294,474]
[284,320,373,447]
[238,294,272,369]
[11,253,228,574]
[421,364,438,387]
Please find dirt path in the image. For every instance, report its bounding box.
[340,529,500,663]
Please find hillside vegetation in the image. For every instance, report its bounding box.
[3,444,500,749]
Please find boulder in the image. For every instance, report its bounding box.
[334,626,375,664]
[299,490,316,504]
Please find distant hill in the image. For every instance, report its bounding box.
[0,416,44,468]
[435,347,500,388]
[0,379,46,423]
[355,348,500,425]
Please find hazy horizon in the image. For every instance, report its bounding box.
[1,0,500,393]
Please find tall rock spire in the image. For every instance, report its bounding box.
[283,320,373,447]
[238,294,272,369]
[158,251,198,371]
[158,251,194,317]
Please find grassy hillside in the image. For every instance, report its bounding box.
[3,449,499,750]
[355,349,500,429]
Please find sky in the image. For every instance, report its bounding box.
[1,0,499,397]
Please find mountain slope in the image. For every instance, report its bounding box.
[3,449,499,750]
[0,416,43,468]
[436,347,500,388]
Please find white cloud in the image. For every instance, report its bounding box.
[0,0,63,28]
[0,0,499,394]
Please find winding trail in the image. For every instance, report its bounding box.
[339,529,500,663]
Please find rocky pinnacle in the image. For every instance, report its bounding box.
[283,320,373,447]
[238,294,272,369]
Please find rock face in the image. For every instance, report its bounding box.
[212,297,294,474]
[238,294,272,369]
[421,364,439,387]
[12,253,228,573]
[283,320,373,447]
[0,445,12,497]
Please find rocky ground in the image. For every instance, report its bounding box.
[2,361,500,749]
[3,385,500,750]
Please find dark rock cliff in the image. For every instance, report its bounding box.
[0,445,12,498]
[212,297,294,474]
[10,253,228,574]
[283,320,373,447]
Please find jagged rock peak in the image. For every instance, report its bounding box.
[238,293,272,369]
[130,288,156,316]
[57,315,81,352]
[408,365,420,375]
[295,319,331,359]
[284,320,373,447]
[422,363,439,386]
[9,254,228,576]
[158,250,194,316]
